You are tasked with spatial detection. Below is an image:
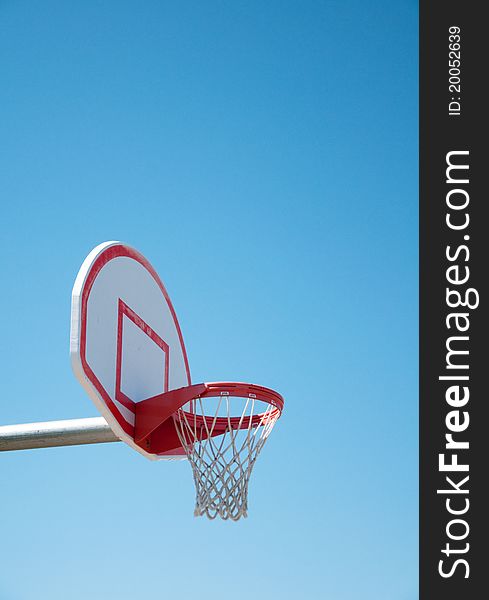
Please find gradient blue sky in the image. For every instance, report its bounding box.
[0,1,418,599]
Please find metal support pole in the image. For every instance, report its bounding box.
[0,417,120,452]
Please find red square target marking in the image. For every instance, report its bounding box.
[115,299,169,411]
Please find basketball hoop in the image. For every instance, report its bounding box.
[71,243,285,520]
[133,381,283,520]
[173,382,284,521]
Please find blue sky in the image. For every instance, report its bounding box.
[0,1,418,599]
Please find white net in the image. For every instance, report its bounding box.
[173,392,279,521]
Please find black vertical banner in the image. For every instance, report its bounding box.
[420,2,488,598]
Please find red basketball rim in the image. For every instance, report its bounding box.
[176,381,284,434]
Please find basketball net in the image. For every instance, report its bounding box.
[173,393,280,521]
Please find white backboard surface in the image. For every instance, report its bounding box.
[70,241,191,459]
